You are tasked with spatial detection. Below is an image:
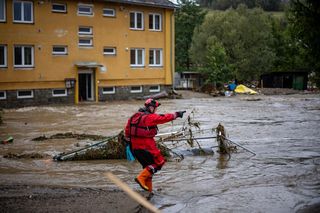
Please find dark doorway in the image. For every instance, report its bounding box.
[283,75,293,88]
[78,72,94,101]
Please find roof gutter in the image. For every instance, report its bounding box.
[104,0,179,9]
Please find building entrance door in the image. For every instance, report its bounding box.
[78,71,94,101]
[293,76,304,90]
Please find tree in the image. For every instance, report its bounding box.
[256,0,283,11]
[190,5,275,82]
[175,0,207,72]
[204,37,233,86]
[287,0,320,87]
[196,0,286,11]
[270,15,307,72]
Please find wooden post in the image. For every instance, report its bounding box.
[105,172,161,213]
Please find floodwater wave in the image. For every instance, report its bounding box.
[0,94,319,212]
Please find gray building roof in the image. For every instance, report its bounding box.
[105,0,178,9]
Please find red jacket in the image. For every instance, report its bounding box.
[125,110,176,154]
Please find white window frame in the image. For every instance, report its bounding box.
[149,85,160,93]
[103,47,116,56]
[130,86,142,93]
[52,46,67,55]
[78,38,93,47]
[149,48,163,67]
[78,26,93,47]
[13,0,33,23]
[78,26,93,36]
[0,0,6,22]
[17,90,33,99]
[130,11,143,30]
[0,91,6,100]
[52,88,67,97]
[130,48,145,67]
[103,8,115,17]
[77,3,93,16]
[52,3,67,13]
[149,13,162,31]
[102,86,115,94]
[14,45,34,68]
[0,45,7,67]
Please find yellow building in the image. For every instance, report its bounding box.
[0,0,177,108]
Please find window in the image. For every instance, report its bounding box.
[52,3,67,13]
[103,8,115,17]
[79,38,93,47]
[0,45,7,67]
[130,48,145,67]
[17,90,33,99]
[78,4,93,16]
[0,91,6,100]
[78,26,93,35]
[13,0,33,23]
[149,49,162,66]
[52,89,67,97]
[130,11,143,30]
[0,0,6,22]
[149,13,161,31]
[52,46,67,55]
[130,86,142,93]
[149,85,160,93]
[14,45,34,67]
[102,86,115,94]
[103,47,116,55]
[78,26,93,47]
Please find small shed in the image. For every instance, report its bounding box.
[260,71,308,90]
[174,71,204,90]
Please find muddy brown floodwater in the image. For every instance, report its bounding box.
[0,93,320,212]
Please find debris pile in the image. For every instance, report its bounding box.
[1,136,14,144]
[25,111,254,161]
[138,89,183,100]
[32,132,106,141]
[156,110,210,158]
[4,152,46,159]
[52,112,237,161]
[216,123,237,155]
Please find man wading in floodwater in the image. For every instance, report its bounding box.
[125,98,186,192]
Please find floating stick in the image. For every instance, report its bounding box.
[105,172,161,213]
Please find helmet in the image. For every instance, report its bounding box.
[144,98,161,107]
